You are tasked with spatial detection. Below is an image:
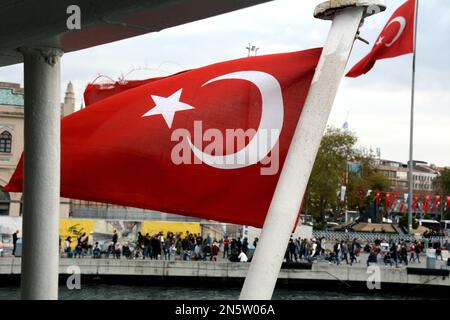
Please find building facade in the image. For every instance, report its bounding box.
[0,81,226,238]
[0,81,75,217]
[372,158,439,196]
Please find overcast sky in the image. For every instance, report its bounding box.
[1,0,449,166]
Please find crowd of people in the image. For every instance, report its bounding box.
[423,229,445,238]
[61,230,252,263]
[50,230,450,267]
[284,237,363,265]
[364,238,450,266]
[284,236,450,267]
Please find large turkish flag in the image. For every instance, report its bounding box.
[346,0,415,78]
[5,48,321,227]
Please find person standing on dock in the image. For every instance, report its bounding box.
[112,230,118,247]
[400,242,408,266]
[409,242,417,263]
[12,230,19,257]
[287,238,296,262]
[333,240,341,265]
[143,233,150,259]
[349,239,358,265]
[414,241,421,264]
[211,242,220,262]
[164,237,172,260]
[341,241,349,265]
[390,241,398,267]
[222,237,230,259]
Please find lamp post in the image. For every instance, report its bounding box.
[246,43,259,57]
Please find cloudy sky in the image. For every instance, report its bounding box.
[1,0,449,166]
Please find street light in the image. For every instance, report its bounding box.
[246,42,259,57]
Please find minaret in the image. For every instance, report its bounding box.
[62,81,75,117]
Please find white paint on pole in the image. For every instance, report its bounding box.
[239,1,385,300]
[21,47,63,300]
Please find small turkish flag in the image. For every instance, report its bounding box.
[4,48,322,228]
[423,194,430,214]
[432,195,440,212]
[375,192,381,208]
[346,0,415,78]
[385,192,391,209]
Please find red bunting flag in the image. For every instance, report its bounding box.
[432,195,440,213]
[423,195,430,214]
[399,198,405,213]
[392,192,399,210]
[4,48,322,228]
[392,192,398,203]
[385,192,391,209]
[376,192,381,209]
[356,188,365,201]
[393,192,399,202]
[446,196,450,210]
[346,0,415,77]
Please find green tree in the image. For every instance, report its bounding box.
[346,158,392,220]
[434,168,450,195]
[303,127,392,226]
[434,168,450,217]
[399,216,419,230]
[303,127,358,223]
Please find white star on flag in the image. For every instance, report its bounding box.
[376,36,384,46]
[142,89,194,128]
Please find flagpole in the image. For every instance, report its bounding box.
[407,0,419,234]
[239,0,386,300]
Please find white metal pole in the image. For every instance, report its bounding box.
[21,47,63,300]
[407,0,419,235]
[239,1,385,300]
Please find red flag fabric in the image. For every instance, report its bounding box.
[376,192,381,209]
[392,192,399,209]
[399,198,405,213]
[84,71,188,107]
[393,192,399,202]
[4,48,322,228]
[423,195,430,214]
[356,188,365,201]
[84,79,158,107]
[385,192,391,209]
[446,196,450,210]
[432,195,440,212]
[346,0,415,77]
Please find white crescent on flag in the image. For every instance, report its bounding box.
[385,16,407,47]
[187,70,284,169]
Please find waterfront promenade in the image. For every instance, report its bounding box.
[1,255,449,289]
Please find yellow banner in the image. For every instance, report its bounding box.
[60,219,94,248]
[140,221,200,238]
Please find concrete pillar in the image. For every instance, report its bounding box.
[20,47,63,300]
[8,199,21,217]
[6,191,22,216]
